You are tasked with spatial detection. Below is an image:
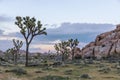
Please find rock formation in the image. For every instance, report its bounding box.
[80,24,120,59]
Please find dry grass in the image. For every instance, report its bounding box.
[0,61,119,80]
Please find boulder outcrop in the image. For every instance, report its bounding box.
[81,24,120,59]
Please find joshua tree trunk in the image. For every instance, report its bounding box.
[92,47,95,59]
[13,53,16,65]
[62,53,64,62]
[15,50,18,65]
[25,43,29,67]
[72,49,74,61]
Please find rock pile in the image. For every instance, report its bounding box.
[80,25,120,59]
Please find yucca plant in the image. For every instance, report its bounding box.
[15,16,47,66]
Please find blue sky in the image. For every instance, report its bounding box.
[0,0,119,52]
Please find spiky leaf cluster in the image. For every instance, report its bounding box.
[68,39,79,49]
[13,39,23,50]
[4,48,16,60]
[54,41,70,54]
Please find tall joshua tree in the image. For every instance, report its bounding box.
[15,16,47,66]
[68,39,79,60]
[12,39,23,65]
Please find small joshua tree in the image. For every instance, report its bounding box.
[68,39,79,60]
[12,39,23,65]
[4,49,11,61]
[4,48,15,63]
[54,41,70,62]
[15,16,47,66]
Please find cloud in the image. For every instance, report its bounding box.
[117,0,120,2]
[0,29,4,35]
[0,35,24,41]
[35,23,115,43]
[0,15,13,22]
[47,23,115,34]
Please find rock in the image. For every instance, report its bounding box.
[81,25,120,59]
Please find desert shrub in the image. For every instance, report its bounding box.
[52,61,62,67]
[74,63,81,66]
[97,64,105,68]
[73,59,81,63]
[115,65,120,70]
[43,60,47,63]
[0,62,11,67]
[34,75,70,80]
[61,64,69,67]
[0,69,3,73]
[98,67,111,73]
[5,67,27,75]
[42,67,53,71]
[42,67,58,71]
[35,70,43,73]
[85,59,94,64]
[84,59,94,64]
[43,63,49,67]
[64,69,73,75]
[27,63,39,67]
[80,74,91,79]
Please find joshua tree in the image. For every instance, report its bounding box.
[15,16,47,66]
[68,39,79,60]
[4,48,15,63]
[54,41,70,62]
[4,49,11,61]
[12,39,23,65]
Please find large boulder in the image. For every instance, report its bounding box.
[81,24,120,59]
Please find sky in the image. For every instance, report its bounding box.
[0,0,120,52]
